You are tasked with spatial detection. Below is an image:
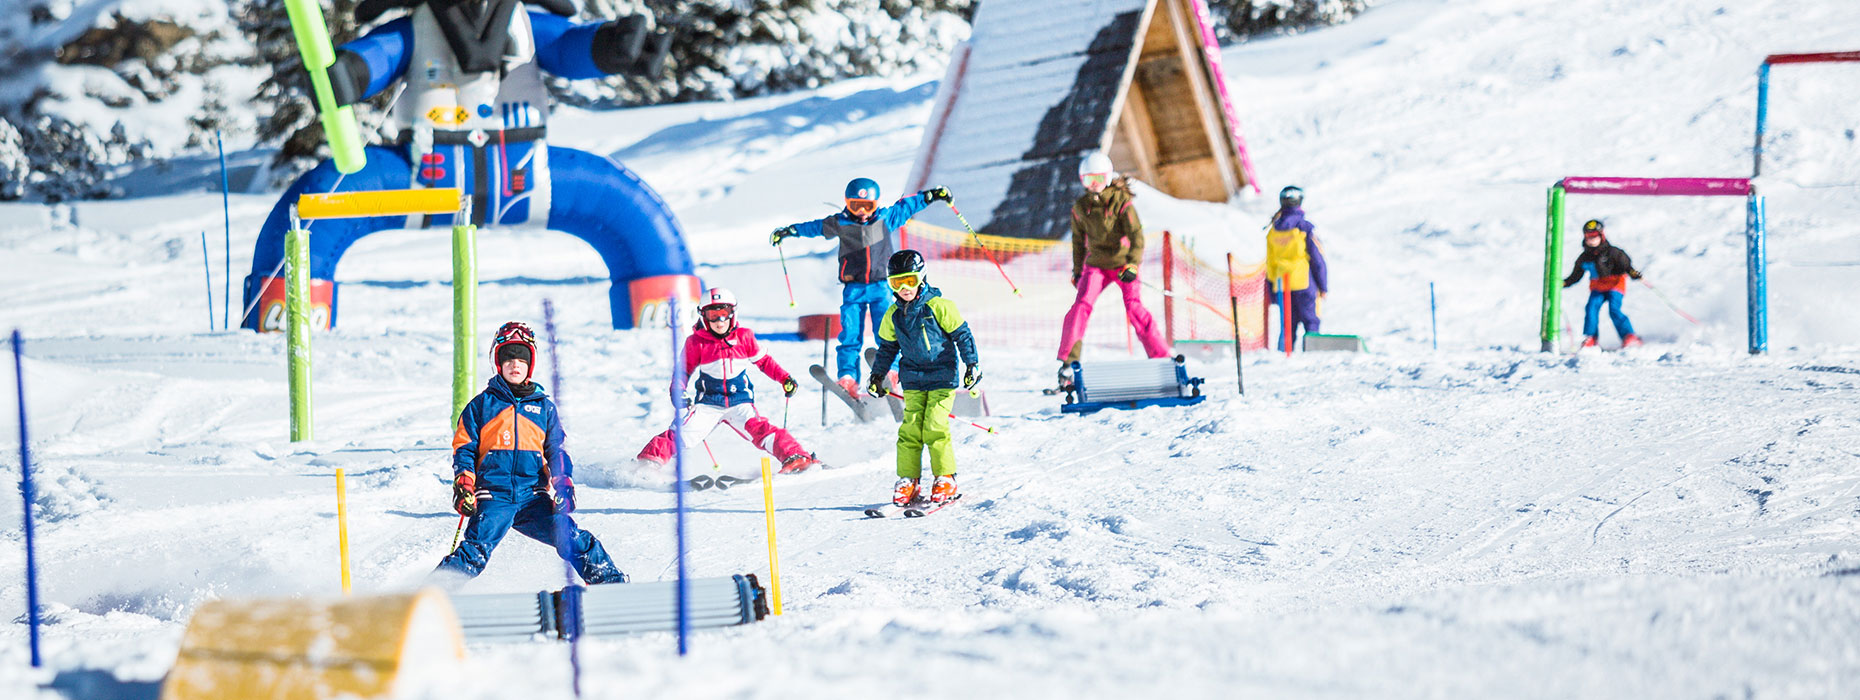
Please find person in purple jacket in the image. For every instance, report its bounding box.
[1263,186,1329,351]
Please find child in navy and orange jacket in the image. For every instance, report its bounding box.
[435,322,625,585]
[770,178,951,396]
[635,288,820,473]
[1562,219,1643,349]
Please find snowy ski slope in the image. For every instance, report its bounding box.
[2,0,1859,697]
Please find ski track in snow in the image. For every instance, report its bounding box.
[3,0,1860,697]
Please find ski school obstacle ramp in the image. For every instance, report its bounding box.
[907,0,1258,241]
[161,588,465,700]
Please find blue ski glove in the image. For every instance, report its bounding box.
[770,225,796,246]
[924,186,953,204]
[962,364,982,390]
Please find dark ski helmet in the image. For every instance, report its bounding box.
[1279,186,1304,210]
[491,321,537,382]
[1582,219,1604,235]
[888,249,926,277]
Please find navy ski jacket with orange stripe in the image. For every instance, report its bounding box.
[452,375,564,497]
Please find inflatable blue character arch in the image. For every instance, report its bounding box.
[242,0,696,331]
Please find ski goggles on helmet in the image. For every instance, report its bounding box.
[1080,173,1111,189]
[1582,220,1604,234]
[886,272,924,292]
[845,198,878,217]
[699,304,735,323]
[495,322,535,346]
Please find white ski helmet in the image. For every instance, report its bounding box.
[1078,151,1114,179]
[701,287,737,310]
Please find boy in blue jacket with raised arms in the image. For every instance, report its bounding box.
[772,178,952,396]
[434,322,626,585]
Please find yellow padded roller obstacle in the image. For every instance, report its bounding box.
[295,187,465,220]
[161,587,466,700]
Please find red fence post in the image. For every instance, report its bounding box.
[1162,230,1175,345]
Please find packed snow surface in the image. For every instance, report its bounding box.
[3,0,1859,697]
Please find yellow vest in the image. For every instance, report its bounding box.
[1265,227,1311,291]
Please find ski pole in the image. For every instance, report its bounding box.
[776,242,796,308]
[1638,279,1702,326]
[782,393,790,431]
[885,391,996,433]
[702,440,721,470]
[944,202,1022,297]
[450,512,466,552]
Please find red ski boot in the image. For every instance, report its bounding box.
[1621,334,1643,348]
[930,474,958,504]
[1579,336,1598,349]
[779,453,818,474]
[892,478,920,507]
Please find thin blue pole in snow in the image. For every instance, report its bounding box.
[14,329,44,667]
[1746,193,1768,354]
[539,300,582,698]
[217,130,232,331]
[670,304,689,655]
[1429,282,1438,350]
[200,230,215,331]
[1752,62,1771,178]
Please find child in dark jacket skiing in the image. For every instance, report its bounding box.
[771,178,952,396]
[1264,185,1329,352]
[635,288,819,473]
[436,322,625,585]
[1562,219,1644,349]
[868,250,980,507]
[1057,152,1171,389]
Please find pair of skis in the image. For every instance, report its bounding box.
[864,493,962,519]
[809,347,903,423]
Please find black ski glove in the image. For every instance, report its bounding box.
[962,364,982,390]
[593,14,673,78]
[781,377,799,397]
[924,186,953,204]
[866,374,888,398]
[1629,269,1643,280]
[552,475,576,514]
[1118,266,1138,283]
[771,225,796,246]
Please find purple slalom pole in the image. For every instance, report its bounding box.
[14,330,43,667]
[670,304,689,656]
[539,300,581,697]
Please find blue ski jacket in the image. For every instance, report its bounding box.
[452,376,565,497]
[785,194,932,284]
[872,285,978,391]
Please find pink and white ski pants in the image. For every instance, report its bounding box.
[636,402,807,464]
[1056,265,1171,361]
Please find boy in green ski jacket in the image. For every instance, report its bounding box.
[866,250,981,507]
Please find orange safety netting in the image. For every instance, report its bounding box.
[900,221,1268,357]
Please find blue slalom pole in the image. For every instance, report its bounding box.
[217,130,231,330]
[670,304,689,655]
[14,330,43,667]
[539,300,582,697]
[1753,62,1771,178]
[1746,193,1768,354]
[1429,282,1438,350]
[200,230,216,331]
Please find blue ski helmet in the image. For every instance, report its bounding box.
[845,177,880,201]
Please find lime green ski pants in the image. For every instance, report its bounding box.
[897,388,956,479]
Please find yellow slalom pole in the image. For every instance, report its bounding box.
[336,467,352,595]
[759,457,783,615]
